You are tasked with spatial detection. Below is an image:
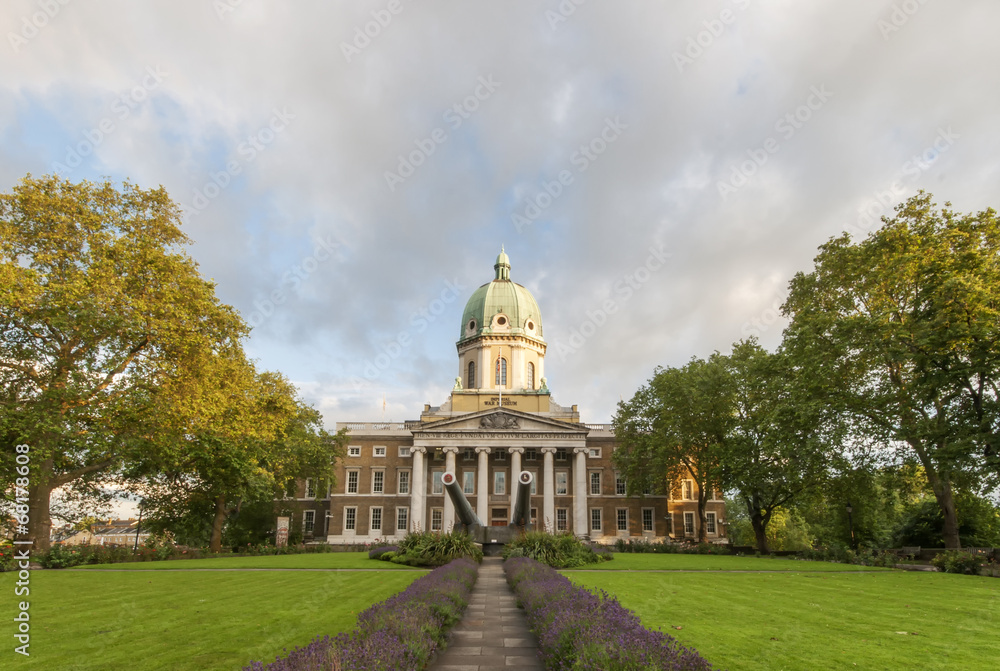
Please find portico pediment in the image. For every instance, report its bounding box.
[412,408,587,446]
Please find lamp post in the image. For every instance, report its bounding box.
[845,501,855,550]
[133,502,143,553]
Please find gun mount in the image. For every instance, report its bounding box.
[442,469,535,555]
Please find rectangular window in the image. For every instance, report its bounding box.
[556,508,568,532]
[589,448,601,458]
[432,471,443,494]
[642,508,654,532]
[373,446,386,458]
[530,507,537,525]
[398,470,410,495]
[529,473,537,495]
[494,471,506,495]
[346,471,359,494]
[431,508,443,531]
[525,448,537,461]
[463,471,475,495]
[370,507,382,531]
[463,448,475,461]
[372,471,384,494]
[706,512,717,535]
[616,508,628,532]
[683,480,694,501]
[556,471,568,495]
[305,478,315,499]
[304,510,315,533]
[556,448,567,461]
[396,507,408,532]
[684,512,695,536]
[348,446,360,457]
[345,507,357,531]
[494,450,506,462]
[616,475,627,496]
[590,508,602,532]
[589,472,601,496]
[398,446,411,458]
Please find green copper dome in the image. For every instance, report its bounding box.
[459,247,544,343]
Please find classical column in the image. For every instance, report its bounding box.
[476,447,491,524]
[411,447,427,532]
[509,447,524,517]
[442,447,459,531]
[573,447,589,537]
[541,447,556,532]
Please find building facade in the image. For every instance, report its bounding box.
[297,250,725,544]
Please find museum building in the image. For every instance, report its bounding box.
[297,249,726,544]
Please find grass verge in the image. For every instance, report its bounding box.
[568,568,1000,670]
[2,563,420,670]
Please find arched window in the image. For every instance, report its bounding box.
[527,362,534,390]
[467,361,476,389]
[495,357,507,387]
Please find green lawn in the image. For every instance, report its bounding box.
[2,560,421,670]
[70,551,422,570]
[568,567,1000,670]
[569,553,889,572]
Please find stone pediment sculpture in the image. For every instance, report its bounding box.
[479,412,519,430]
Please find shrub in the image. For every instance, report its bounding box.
[0,544,16,572]
[932,550,985,575]
[369,545,399,560]
[395,531,483,566]
[614,538,730,555]
[243,558,478,671]
[505,557,714,670]
[796,546,899,568]
[502,531,611,568]
[39,544,87,569]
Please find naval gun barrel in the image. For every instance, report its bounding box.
[510,470,534,528]
[442,471,483,529]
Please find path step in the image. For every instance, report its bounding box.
[429,556,544,671]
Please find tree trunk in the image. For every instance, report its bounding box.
[697,493,708,544]
[210,494,227,553]
[750,513,771,554]
[932,477,961,549]
[27,477,55,553]
[911,440,961,549]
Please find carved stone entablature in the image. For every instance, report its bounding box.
[480,412,520,430]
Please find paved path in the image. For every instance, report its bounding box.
[429,556,543,671]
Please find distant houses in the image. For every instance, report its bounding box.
[55,518,150,547]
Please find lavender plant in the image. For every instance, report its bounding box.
[243,557,478,671]
[505,557,716,670]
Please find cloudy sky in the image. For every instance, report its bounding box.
[3,0,997,428]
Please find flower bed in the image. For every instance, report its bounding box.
[505,557,715,670]
[244,557,478,671]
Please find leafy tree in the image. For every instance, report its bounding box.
[783,192,1000,547]
[719,340,832,553]
[134,361,345,552]
[893,491,1000,548]
[0,175,245,551]
[614,356,729,542]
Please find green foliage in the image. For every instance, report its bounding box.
[394,531,483,566]
[783,192,1000,547]
[502,531,611,568]
[894,492,1000,548]
[0,174,249,550]
[931,550,986,574]
[613,356,730,543]
[612,538,729,555]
